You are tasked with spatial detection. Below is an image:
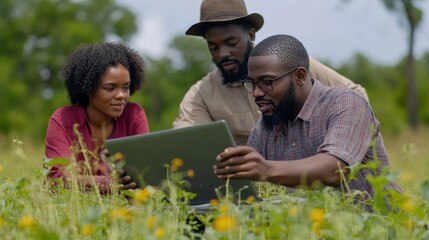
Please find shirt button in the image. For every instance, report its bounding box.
[292,143,296,147]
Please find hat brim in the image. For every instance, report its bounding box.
[185,13,264,37]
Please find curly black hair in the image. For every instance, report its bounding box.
[62,42,146,107]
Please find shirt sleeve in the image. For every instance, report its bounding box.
[129,104,150,134]
[318,92,376,166]
[44,108,117,193]
[309,58,369,101]
[45,113,73,160]
[45,110,76,180]
[173,83,212,128]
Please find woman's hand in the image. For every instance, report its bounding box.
[116,169,138,190]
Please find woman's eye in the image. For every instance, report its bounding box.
[105,87,115,92]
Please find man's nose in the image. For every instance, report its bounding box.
[218,46,231,60]
[252,84,265,98]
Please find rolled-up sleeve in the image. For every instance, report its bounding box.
[173,82,212,128]
[318,93,375,166]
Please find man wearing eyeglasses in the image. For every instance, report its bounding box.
[173,0,368,146]
[214,34,402,202]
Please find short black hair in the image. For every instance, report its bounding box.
[62,42,146,107]
[250,34,309,71]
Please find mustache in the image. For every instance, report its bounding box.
[219,58,240,65]
[255,97,273,105]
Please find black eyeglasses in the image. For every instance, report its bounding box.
[241,67,299,93]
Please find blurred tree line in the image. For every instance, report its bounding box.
[381,0,423,129]
[0,0,428,144]
[0,0,138,140]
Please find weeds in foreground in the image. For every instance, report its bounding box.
[1,140,429,239]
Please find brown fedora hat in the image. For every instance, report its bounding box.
[186,0,264,36]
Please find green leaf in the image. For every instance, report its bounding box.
[385,171,400,182]
[421,180,429,202]
[120,189,135,198]
[43,157,70,167]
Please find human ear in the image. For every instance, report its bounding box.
[248,28,256,42]
[295,67,307,87]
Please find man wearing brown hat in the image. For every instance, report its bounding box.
[173,0,368,146]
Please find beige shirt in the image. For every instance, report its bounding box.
[173,58,368,146]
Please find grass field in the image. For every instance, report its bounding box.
[1,127,429,239]
[2,126,428,193]
[383,126,429,193]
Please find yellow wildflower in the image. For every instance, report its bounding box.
[310,208,325,223]
[403,218,414,230]
[110,207,133,221]
[19,216,37,228]
[3,176,12,183]
[171,158,184,172]
[398,172,414,183]
[219,204,229,214]
[81,224,95,236]
[0,217,4,227]
[245,195,255,204]
[213,215,236,232]
[134,187,152,204]
[312,221,322,236]
[288,206,299,217]
[209,199,219,206]
[0,165,4,173]
[146,215,156,229]
[402,198,415,213]
[154,227,166,239]
[186,169,195,178]
[113,152,125,161]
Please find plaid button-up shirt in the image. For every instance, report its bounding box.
[248,79,402,198]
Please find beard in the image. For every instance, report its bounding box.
[262,83,297,130]
[213,41,253,85]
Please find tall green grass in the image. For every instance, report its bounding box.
[1,128,429,239]
[383,126,429,194]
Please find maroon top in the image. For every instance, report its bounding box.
[45,102,149,185]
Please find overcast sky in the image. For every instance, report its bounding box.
[116,0,429,67]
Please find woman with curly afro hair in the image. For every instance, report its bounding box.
[45,42,149,194]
